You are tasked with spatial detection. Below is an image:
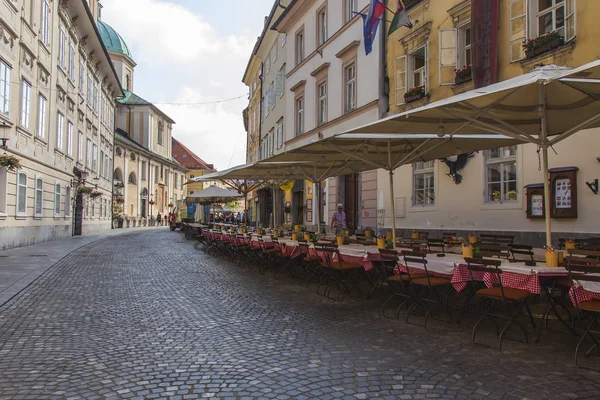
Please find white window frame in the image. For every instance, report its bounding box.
[56,112,64,150]
[413,161,435,207]
[100,150,104,178]
[276,65,285,97]
[266,55,271,74]
[67,122,74,156]
[87,71,92,104]
[344,62,356,113]
[484,146,519,203]
[79,60,85,95]
[534,0,567,38]
[16,170,27,216]
[317,6,327,46]
[37,94,47,138]
[86,139,92,168]
[92,144,98,171]
[438,29,457,86]
[54,182,61,217]
[100,95,106,123]
[69,38,76,81]
[317,80,327,125]
[407,46,427,91]
[345,0,356,24]
[59,24,67,70]
[272,44,278,62]
[295,96,304,136]
[0,61,11,116]
[65,186,71,216]
[276,118,284,149]
[93,80,99,112]
[0,167,7,216]
[269,80,275,110]
[20,80,32,129]
[459,23,472,68]
[34,175,43,217]
[295,29,304,66]
[40,0,50,45]
[394,56,406,105]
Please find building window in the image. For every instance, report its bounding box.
[266,54,271,74]
[34,176,43,217]
[295,28,305,66]
[317,6,327,46]
[128,172,137,185]
[155,166,159,183]
[344,0,356,23]
[0,61,11,116]
[59,24,67,70]
[79,61,85,95]
[344,63,356,113]
[93,81,99,112]
[54,183,61,216]
[276,118,284,149]
[271,43,278,63]
[87,71,92,104]
[413,161,435,206]
[280,33,287,47]
[100,95,106,123]
[40,0,50,45]
[536,0,566,37]
[317,80,327,125]
[141,162,147,181]
[78,132,84,162]
[115,147,122,157]
[0,167,7,215]
[130,152,136,161]
[67,122,73,156]
[56,112,64,150]
[16,170,27,216]
[92,144,98,171]
[37,95,47,138]
[485,146,518,203]
[100,150,104,177]
[20,80,32,129]
[69,38,76,81]
[158,121,164,145]
[459,24,472,67]
[408,46,426,91]
[86,139,91,168]
[295,96,304,136]
[65,186,71,216]
[394,56,406,104]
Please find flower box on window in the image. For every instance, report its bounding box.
[522,31,564,59]
[0,155,21,172]
[454,65,472,85]
[404,86,426,103]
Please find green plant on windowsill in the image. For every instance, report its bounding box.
[0,155,21,172]
[77,186,92,195]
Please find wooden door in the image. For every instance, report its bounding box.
[344,173,359,233]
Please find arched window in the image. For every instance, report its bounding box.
[130,152,136,161]
[128,172,137,185]
[113,168,123,183]
[115,147,122,156]
[125,75,130,91]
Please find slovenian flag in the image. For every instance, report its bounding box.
[388,0,412,35]
[362,0,386,55]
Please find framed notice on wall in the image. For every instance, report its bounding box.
[305,211,313,222]
[549,167,578,219]
[525,183,544,219]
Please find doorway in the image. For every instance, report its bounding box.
[344,173,359,233]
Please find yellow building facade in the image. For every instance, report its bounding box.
[378,0,600,243]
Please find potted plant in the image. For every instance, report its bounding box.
[89,190,103,198]
[0,154,21,172]
[168,202,174,208]
[149,200,156,205]
[454,65,472,85]
[114,196,125,204]
[77,186,92,195]
[404,85,426,103]
[522,31,563,58]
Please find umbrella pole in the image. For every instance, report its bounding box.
[243,180,248,225]
[272,184,276,228]
[539,83,552,248]
[389,169,396,249]
[542,145,552,247]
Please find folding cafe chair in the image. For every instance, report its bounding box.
[402,251,453,327]
[466,257,536,350]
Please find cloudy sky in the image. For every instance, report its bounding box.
[101,0,274,170]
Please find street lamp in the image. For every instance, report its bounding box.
[149,194,154,226]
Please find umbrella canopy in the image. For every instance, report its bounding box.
[350,62,600,144]
[186,185,241,204]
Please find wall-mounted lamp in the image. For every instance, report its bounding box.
[586,179,598,195]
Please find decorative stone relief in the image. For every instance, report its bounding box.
[67,97,75,112]
[57,86,66,103]
[0,25,15,50]
[39,65,50,86]
[86,119,92,131]
[22,48,35,71]
[78,110,84,122]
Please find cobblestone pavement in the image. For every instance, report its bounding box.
[0,230,599,400]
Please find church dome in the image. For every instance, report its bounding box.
[97,20,134,62]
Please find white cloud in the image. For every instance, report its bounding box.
[101,0,254,170]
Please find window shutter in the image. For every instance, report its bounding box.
[565,0,576,42]
[394,56,406,105]
[509,0,527,62]
[275,70,284,96]
[269,85,276,108]
[439,29,457,86]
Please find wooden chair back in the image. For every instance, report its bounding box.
[479,243,510,259]
[427,238,445,253]
[402,250,429,281]
[465,257,508,299]
[510,244,534,263]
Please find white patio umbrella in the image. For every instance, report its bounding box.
[186,185,241,225]
[268,134,523,246]
[345,61,600,247]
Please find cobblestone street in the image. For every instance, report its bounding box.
[0,230,599,399]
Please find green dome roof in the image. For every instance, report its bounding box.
[97,20,134,62]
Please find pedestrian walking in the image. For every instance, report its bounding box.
[157,213,162,226]
[330,203,347,234]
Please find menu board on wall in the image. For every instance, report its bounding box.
[555,178,572,209]
[531,194,544,216]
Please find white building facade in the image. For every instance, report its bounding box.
[0,0,122,249]
[273,0,385,231]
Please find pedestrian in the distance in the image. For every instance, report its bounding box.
[157,213,162,226]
